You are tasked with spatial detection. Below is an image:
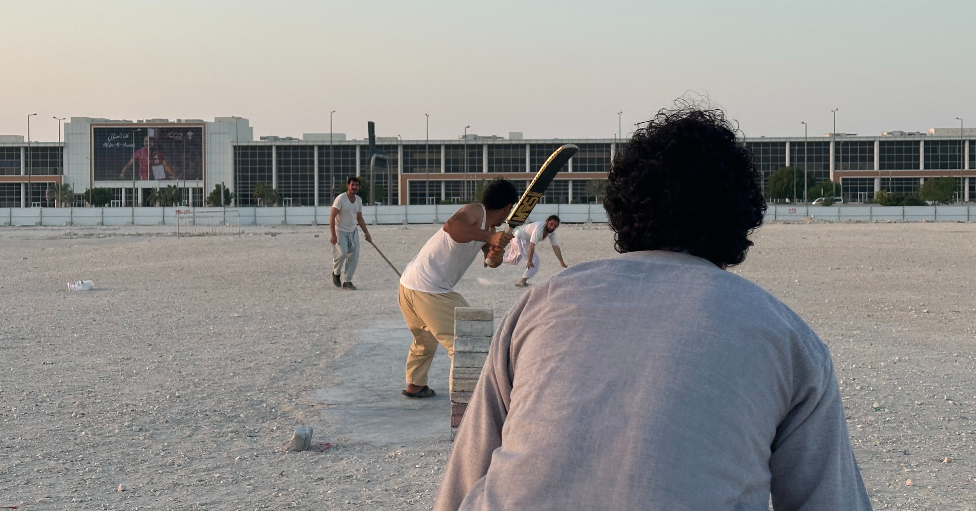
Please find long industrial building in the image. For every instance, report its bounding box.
[1,117,974,208]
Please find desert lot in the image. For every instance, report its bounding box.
[2,221,976,510]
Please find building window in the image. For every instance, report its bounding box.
[835,141,874,171]
[843,177,875,203]
[542,180,569,204]
[402,144,440,174]
[408,179,443,205]
[360,144,399,204]
[880,177,920,196]
[746,141,786,191]
[487,144,525,173]
[276,146,315,206]
[234,146,273,207]
[573,143,612,173]
[444,144,482,174]
[789,141,831,183]
[879,141,920,170]
[0,183,20,207]
[924,140,962,170]
[530,143,569,174]
[0,147,21,176]
[318,145,358,203]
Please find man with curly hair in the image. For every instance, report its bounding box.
[436,105,871,510]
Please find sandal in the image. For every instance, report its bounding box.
[401,385,436,398]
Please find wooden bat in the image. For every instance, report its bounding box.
[485,144,578,265]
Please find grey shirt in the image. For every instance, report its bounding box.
[435,251,871,511]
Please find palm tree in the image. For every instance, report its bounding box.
[46,183,75,207]
[253,182,280,206]
[159,185,181,207]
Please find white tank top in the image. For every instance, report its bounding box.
[400,204,487,294]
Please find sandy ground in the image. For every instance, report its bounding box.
[2,220,976,510]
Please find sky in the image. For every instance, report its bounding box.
[3,0,974,142]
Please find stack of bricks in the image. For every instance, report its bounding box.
[450,307,494,441]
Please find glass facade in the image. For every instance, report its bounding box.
[487,144,526,173]
[233,146,273,207]
[444,144,483,174]
[542,179,569,204]
[746,141,786,191]
[276,146,315,206]
[530,143,569,174]
[880,141,920,170]
[572,143,612,173]
[835,141,874,171]
[360,144,399,205]
[880,177,920,196]
[843,178,875,203]
[788,141,831,183]
[971,141,975,170]
[318,145,357,204]
[402,144,440,174]
[0,183,19,207]
[924,140,962,170]
[0,147,21,176]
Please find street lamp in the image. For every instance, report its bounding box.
[957,117,964,203]
[330,110,336,200]
[801,121,808,204]
[425,113,429,205]
[464,125,470,201]
[27,113,37,207]
[618,111,623,140]
[831,108,839,201]
[53,116,66,206]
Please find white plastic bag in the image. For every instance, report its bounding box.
[68,280,94,291]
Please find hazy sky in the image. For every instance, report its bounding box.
[4,0,974,142]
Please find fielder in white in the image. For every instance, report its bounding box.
[503,215,568,287]
[330,176,372,290]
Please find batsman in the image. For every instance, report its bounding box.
[398,179,519,398]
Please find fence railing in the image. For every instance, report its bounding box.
[0,204,610,227]
[765,204,974,222]
[3,204,974,227]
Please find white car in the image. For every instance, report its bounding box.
[812,197,844,206]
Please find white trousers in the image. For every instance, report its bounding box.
[503,237,540,280]
[332,229,360,282]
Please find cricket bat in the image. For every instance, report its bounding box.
[485,143,578,265]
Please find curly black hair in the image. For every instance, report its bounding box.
[604,105,766,267]
[481,178,519,210]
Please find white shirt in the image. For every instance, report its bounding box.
[514,220,558,247]
[331,193,362,233]
[400,204,487,294]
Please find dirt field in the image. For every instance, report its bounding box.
[2,221,975,510]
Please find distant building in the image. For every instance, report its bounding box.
[1,118,974,207]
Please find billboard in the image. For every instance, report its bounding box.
[92,125,204,182]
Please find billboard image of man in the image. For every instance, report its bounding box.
[119,135,175,180]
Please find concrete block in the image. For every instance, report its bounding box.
[455,307,493,321]
[454,336,491,353]
[453,351,488,369]
[451,413,465,428]
[450,390,473,404]
[451,366,484,381]
[455,320,494,337]
[287,425,313,452]
[450,378,480,393]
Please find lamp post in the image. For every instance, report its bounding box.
[463,125,470,201]
[425,113,429,204]
[230,116,242,207]
[27,113,37,207]
[53,116,66,206]
[330,110,336,200]
[957,117,964,203]
[618,111,623,140]
[831,108,839,201]
[801,121,808,204]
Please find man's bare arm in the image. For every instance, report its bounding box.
[553,245,567,267]
[356,212,372,243]
[329,207,340,244]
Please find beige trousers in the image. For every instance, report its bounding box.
[399,284,469,386]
